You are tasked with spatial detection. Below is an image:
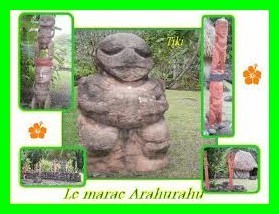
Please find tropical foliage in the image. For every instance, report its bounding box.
[205,148,258,179]
[21,149,84,172]
[75,29,201,90]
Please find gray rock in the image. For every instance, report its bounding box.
[224,95,232,102]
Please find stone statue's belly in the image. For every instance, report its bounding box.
[99,85,160,128]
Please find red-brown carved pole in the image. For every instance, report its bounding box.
[228,153,235,190]
[204,151,210,190]
[208,19,228,134]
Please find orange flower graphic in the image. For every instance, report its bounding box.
[243,64,262,85]
[28,122,47,139]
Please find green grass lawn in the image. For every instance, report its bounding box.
[62,88,215,179]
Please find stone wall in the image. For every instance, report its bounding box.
[24,172,81,182]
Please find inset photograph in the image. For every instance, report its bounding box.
[19,13,73,110]
[202,16,234,136]
[20,147,85,187]
[203,146,259,193]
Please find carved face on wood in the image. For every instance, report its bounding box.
[35,66,52,83]
[39,16,55,27]
[216,19,228,38]
[95,33,154,82]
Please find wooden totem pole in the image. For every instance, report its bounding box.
[208,18,228,134]
[204,150,210,190]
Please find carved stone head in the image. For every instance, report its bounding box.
[215,18,228,38]
[35,58,53,83]
[35,67,52,83]
[95,33,154,82]
[39,15,55,27]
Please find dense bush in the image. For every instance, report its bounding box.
[40,159,53,172]
[75,29,200,90]
[21,149,84,173]
[205,148,258,179]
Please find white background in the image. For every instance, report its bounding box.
[10,10,269,204]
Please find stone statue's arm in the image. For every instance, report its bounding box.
[139,81,168,116]
[78,98,109,114]
[30,96,36,109]
[154,80,169,113]
[78,78,109,114]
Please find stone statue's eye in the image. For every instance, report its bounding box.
[134,48,151,58]
[101,47,123,55]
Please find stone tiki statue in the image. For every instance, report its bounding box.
[208,19,228,134]
[78,33,170,173]
[35,15,55,59]
[31,58,53,109]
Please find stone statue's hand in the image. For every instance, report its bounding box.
[138,97,168,116]
[139,119,170,158]
[78,76,109,114]
[78,114,118,155]
[156,99,169,113]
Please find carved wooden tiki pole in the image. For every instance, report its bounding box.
[78,33,170,174]
[31,15,55,109]
[204,151,210,190]
[208,18,228,133]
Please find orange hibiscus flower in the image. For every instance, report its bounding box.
[243,64,262,85]
[28,122,47,139]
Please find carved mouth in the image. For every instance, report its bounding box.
[37,79,46,82]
